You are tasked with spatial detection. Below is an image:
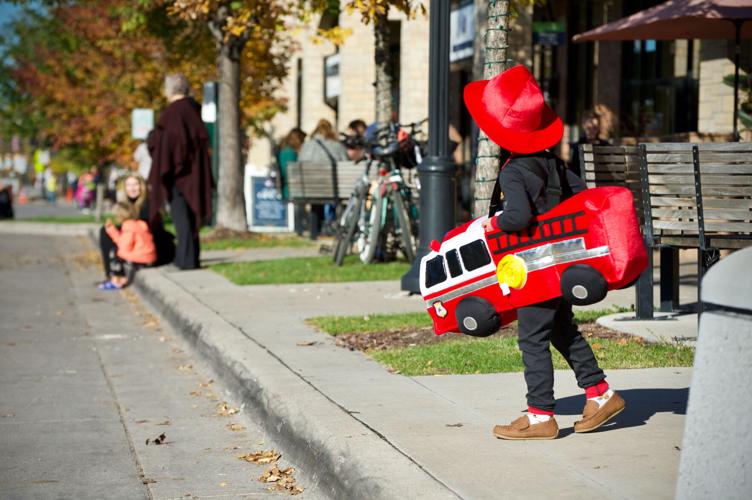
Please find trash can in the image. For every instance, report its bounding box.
[677,247,752,499]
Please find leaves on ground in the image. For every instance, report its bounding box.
[216,402,240,416]
[259,465,303,495]
[238,450,280,464]
[145,433,166,445]
[296,340,318,347]
[178,364,193,372]
[227,423,246,432]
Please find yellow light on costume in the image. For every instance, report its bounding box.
[497,254,527,289]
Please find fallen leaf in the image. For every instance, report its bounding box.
[591,343,603,350]
[158,336,172,342]
[239,450,281,464]
[216,402,239,417]
[190,391,202,397]
[142,478,156,484]
[617,338,628,345]
[199,379,214,388]
[426,360,433,366]
[135,419,149,424]
[227,423,246,432]
[296,341,317,347]
[445,423,463,428]
[157,419,171,426]
[146,433,167,445]
[219,482,226,487]
[178,364,193,371]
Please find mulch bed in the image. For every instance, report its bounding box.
[334,323,643,352]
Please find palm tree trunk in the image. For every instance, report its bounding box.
[373,9,392,127]
[215,42,247,231]
[472,0,510,218]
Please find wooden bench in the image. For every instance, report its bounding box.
[287,161,367,205]
[580,144,655,318]
[639,142,752,315]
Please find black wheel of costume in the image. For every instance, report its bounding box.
[455,297,500,337]
[359,189,384,264]
[560,264,608,306]
[392,192,415,263]
[333,196,362,266]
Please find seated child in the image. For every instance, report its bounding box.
[98,202,157,290]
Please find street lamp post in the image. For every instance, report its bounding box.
[401,0,455,293]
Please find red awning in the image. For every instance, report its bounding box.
[573,0,752,42]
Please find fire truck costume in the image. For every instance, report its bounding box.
[464,65,625,440]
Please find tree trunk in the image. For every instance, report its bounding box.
[373,10,392,127]
[471,0,510,218]
[215,43,247,231]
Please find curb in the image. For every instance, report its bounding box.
[134,268,458,500]
[597,311,698,344]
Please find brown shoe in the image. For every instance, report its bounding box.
[493,415,559,440]
[574,390,625,433]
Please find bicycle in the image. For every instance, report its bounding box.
[332,120,425,266]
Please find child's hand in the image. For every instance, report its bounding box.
[105,218,114,230]
[482,219,495,232]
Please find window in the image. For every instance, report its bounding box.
[445,249,463,277]
[425,255,447,288]
[460,240,492,271]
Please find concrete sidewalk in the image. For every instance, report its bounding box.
[135,262,694,499]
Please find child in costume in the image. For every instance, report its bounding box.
[464,65,625,440]
[99,202,157,290]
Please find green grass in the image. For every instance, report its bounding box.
[201,235,314,251]
[308,307,632,337]
[308,312,433,336]
[211,255,411,285]
[15,214,102,223]
[373,336,695,376]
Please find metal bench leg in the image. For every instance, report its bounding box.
[659,247,680,312]
[697,248,720,316]
[636,246,654,320]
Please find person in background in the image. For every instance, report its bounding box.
[44,167,57,205]
[278,128,306,200]
[569,109,610,178]
[76,167,96,211]
[278,127,307,236]
[344,119,367,163]
[98,201,157,290]
[298,119,348,240]
[148,73,214,270]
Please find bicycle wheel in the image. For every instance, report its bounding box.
[359,189,384,264]
[392,192,416,263]
[334,195,362,266]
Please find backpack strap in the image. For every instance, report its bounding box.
[487,155,513,219]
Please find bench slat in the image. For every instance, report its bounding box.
[646,174,694,184]
[649,196,697,207]
[704,208,752,220]
[708,237,752,249]
[699,152,752,163]
[704,221,752,232]
[700,164,752,174]
[703,198,752,209]
[654,220,701,231]
[651,208,699,218]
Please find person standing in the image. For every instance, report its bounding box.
[466,66,624,440]
[147,73,213,270]
[298,119,348,240]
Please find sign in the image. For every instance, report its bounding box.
[450,2,475,63]
[324,53,340,109]
[244,166,292,232]
[202,81,218,123]
[131,108,154,140]
[533,21,566,46]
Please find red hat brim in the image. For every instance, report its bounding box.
[464,79,564,154]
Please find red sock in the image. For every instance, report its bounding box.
[528,405,554,416]
[585,380,610,399]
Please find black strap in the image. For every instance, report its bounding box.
[315,139,340,204]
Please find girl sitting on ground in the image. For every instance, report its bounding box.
[99,202,157,290]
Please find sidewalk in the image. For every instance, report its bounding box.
[132,248,698,499]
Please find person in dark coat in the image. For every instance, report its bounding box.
[569,109,610,178]
[465,65,625,441]
[148,73,214,270]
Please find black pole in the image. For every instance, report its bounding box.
[401,0,455,293]
[733,20,742,142]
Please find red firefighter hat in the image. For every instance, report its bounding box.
[464,65,563,154]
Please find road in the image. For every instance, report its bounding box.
[0,234,319,499]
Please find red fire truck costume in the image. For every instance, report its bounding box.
[446,65,647,440]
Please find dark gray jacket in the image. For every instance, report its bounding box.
[494,152,586,233]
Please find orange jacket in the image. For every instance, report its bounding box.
[106,219,157,265]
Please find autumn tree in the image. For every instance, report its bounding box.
[472,0,540,217]
[150,0,295,231]
[0,2,215,167]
